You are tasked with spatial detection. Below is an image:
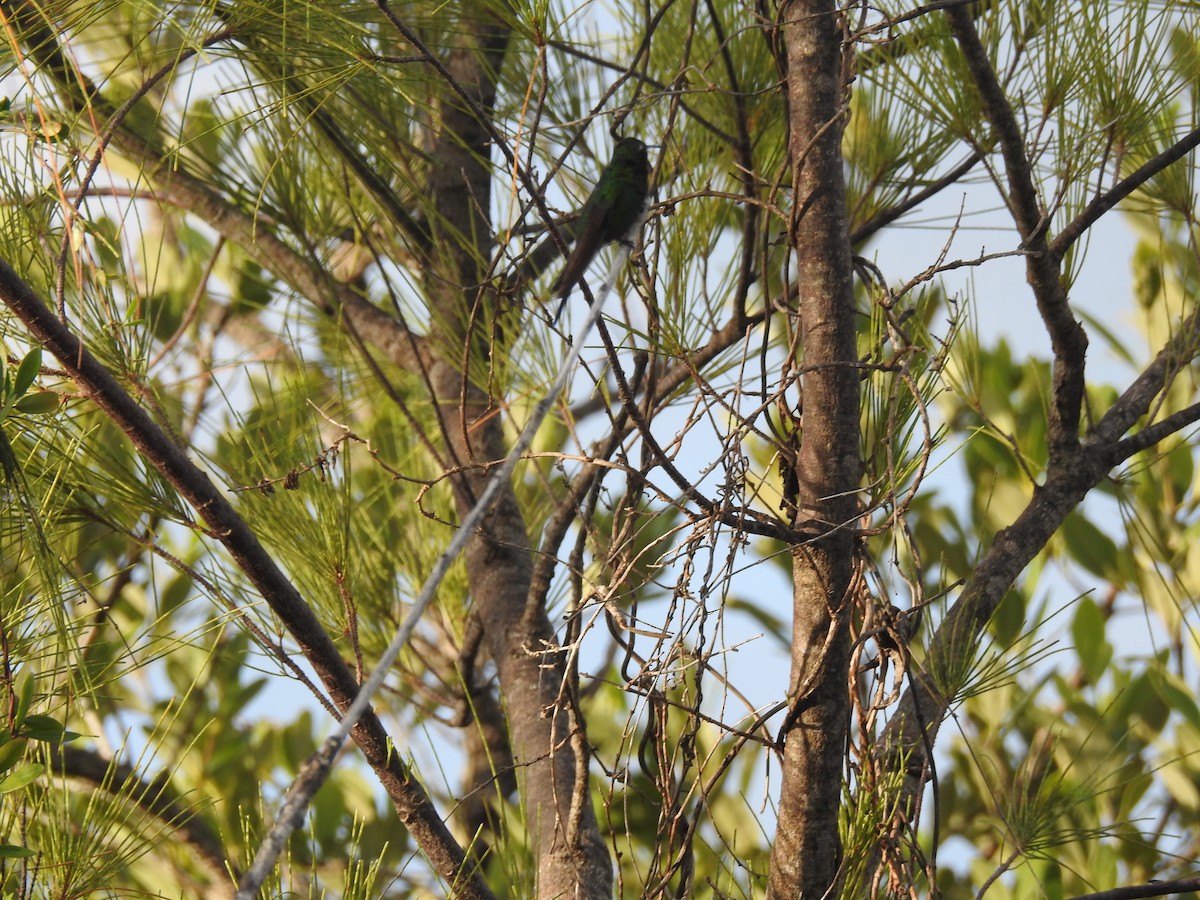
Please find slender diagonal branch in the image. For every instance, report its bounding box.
[1066,877,1200,900]
[849,150,983,245]
[0,257,490,900]
[945,7,1088,465]
[882,299,1200,850]
[1113,402,1200,461]
[48,745,235,897]
[1089,304,1200,447]
[1050,125,1200,262]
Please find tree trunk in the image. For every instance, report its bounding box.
[420,18,612,898]
[768,2,860,897]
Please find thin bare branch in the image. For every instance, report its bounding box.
[945,6,1088,465]
[0,256,489,899]
[1050,125,1200,262]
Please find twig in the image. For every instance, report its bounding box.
[233,240,632,899]
[1050,125,1200,262]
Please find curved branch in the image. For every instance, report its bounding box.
[48,745,234,897]
[594,318,800,541]
[1067,877,1200,900]
[0,259,489,899]
[1113,401,1200,462]
[1090,307,1200,447]
[945,7,1088,465]
[704,0,760,324]
[881,299,1200,847]
[849,150,983,246]
[1050,125,1200,262]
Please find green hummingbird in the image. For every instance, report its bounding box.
[552,137,652,318]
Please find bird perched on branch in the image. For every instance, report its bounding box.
[552,137,652,320]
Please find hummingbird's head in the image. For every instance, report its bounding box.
[612,137,651,176]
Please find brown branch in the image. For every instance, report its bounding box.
[1113,401,1200,462]
[545,41,735,143]
[768,2,861,898]
[47,745,235,897]
[0,258,491,899]
[273,67,431,252]
[369,7,616,896]
[1066,878,1200,900]
[595,319,801,541]
[849,150,983,245]
[1050,125,1200,262]
[880,302,1200,857]
[945,6,1088,466]
[1089,305,1200,448]
[704,0,759,325]
[855,0,980,40]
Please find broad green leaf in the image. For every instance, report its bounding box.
[989,589,1026,647]
[14,391,60,414]
[1148,669,1200,731]
[20,715,72,742]
[0,763,44,793]
[0,737,27,774]
[13,347,40,397]
[1070,595,1111,685]
[1062,513,1120,581]
[14,668,34,727]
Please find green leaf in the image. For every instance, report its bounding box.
[1148,669,1200,731]
[1121,672,1169,734]
[1166,439,1194,506]
[0,763,44,793]
[724,596,789,649]
[14,391,59,414]
[1071,595,1112,685]
[1037,858,1063,900]
[0,434,16,485]
[0,737,28,774]
[13,348,40,397]
[1062,512,1120,581]
[20,715,72,742]
[989,589,1026,647]
[0,844,36,859]
[14,668,34,727]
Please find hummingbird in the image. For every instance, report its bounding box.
[552,137,652,319]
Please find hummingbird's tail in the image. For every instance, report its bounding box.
[550,263,578,323]
[551,291,570,324]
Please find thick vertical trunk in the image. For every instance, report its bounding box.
[768,2,860,897]
[431,361,612,898]
[421,19,612,898]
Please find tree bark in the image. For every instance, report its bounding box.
[768,2,860,898]
[417,17,612,898]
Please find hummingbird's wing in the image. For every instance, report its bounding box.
[552,193,612,302]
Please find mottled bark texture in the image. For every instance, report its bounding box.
[877,5,1200,857]
[767,2,860,898]
[416,16,613,899]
